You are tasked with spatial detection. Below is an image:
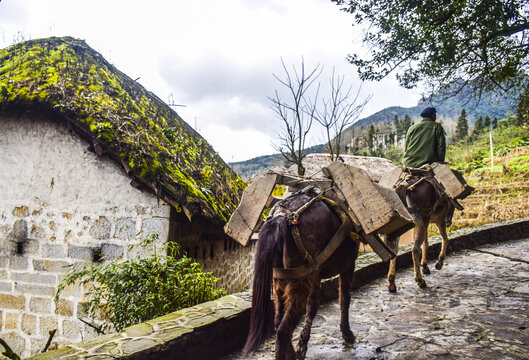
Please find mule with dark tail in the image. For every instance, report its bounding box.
[242,193,360,360]
[384,174,459,292]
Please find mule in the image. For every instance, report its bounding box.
[384,175,456,292]
[242,193,360,360]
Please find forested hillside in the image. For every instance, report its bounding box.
[231,91,514,178]
[230,144,324,180]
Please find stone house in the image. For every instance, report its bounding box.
[0,37,250,357]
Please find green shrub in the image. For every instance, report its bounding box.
[55,234,226,333]
[383,144,404,165]
[494,135,529,156]
[447,124,529,172]
[507,155,529,170]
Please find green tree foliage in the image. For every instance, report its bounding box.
[455,109,469,141]
[394,115,402,137]
[367,124,375,152]
[516,85,529,126]
[333,0,529,98]
[402,114,413,135]
[472,116,485,138]
[484,115,492,129]
[492,117,499,129]
[447,122,529,173]
[383,144,404,165]
[55,234,225,333]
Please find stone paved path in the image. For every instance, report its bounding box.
[225,239,529,359]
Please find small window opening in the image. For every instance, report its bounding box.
[92,248,103,262]
[16,242,24,255]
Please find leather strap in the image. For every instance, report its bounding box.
[291,225,315,263]
[273,217,354,280]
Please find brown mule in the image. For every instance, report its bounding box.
[242,194,360,360]
[384,176,456,292]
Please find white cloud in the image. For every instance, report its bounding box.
[0,0,422,162]
[201,124,276,163]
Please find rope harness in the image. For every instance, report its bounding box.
[268,186,358,280]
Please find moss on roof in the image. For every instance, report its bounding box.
[0,36,245,223]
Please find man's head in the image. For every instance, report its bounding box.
[420,107,437,119]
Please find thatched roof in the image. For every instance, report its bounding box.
[0,37,244,224]
[282,153,397,182]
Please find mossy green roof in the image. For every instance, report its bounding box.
[0,36,245,223]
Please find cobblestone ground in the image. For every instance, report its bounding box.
[226,239,529,360]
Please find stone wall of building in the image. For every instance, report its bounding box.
[0,114,171,358]
[168,216,256,294]
[183,234,256,293]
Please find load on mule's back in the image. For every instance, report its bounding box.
[224,160,415,359]
[380,106,474,292]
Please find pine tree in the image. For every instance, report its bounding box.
[402,114,413,135]
[367,124,375,152]
[484,115,491,129]
[455,109,469,141]
[394,114,401,136]
[472,116,484,138]
[492,117,498,129]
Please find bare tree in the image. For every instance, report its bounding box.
[269,58,322,176]
[315,68,371,161]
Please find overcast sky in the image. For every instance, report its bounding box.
[0,0,422,162]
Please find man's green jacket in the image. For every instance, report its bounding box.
[402,117,446,168]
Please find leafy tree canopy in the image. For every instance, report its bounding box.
[333,0,529,99]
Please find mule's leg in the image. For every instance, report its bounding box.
[385,234,400,293]
[421,235,431,275]
[338,268,355,343]
[412,216,429,288]
[273,279,285,331]
[275,287,305,360]
[435,220,449,270]
[296,276,320,360]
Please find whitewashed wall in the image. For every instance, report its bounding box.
[0,114,171,357]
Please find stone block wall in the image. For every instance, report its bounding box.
[0,114,171,358]
[186,236,256,293]
[168,213,256,294]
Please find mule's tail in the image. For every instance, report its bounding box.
[242,217,287,356]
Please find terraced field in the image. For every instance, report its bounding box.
[446,145,529,231]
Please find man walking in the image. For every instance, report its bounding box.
[402,107,446,168]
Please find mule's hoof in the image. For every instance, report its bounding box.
[342,329,355,344]
[422,265,431,275]
[295,346,307,360]
[388,283,397,293]
[416,278,427,288]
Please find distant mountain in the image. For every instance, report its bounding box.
[230,91,515,179]
[229,144,324,180]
